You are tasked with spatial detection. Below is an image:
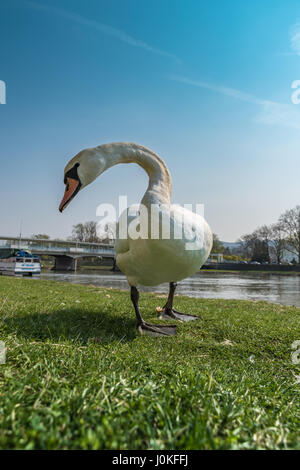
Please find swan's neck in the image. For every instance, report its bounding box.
[97,143,172,206]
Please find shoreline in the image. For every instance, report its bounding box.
[42,265,300,276]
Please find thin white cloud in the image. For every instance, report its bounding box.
[170,75,300,130]
[169,75,269,106]
[23,0,180,63]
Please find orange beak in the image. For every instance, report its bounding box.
[59,177,80,212]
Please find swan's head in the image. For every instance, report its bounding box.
[59,147,107,212]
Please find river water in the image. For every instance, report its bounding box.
[37,270,300,308]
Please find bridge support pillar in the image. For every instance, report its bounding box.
[53,256,78,272]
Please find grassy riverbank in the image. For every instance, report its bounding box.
[0,277,299,450]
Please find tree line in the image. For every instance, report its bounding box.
[70,221,115,244]
[238,205,300,264]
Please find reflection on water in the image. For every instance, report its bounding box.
[36,270,300,308]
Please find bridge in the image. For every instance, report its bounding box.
[0,236,115,271]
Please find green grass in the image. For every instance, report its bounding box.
[0,277,299,450]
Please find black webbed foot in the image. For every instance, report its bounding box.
[137,321,177,337]
[158,308,199,323]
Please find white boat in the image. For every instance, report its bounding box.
[0,249,41,276]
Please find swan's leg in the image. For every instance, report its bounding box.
[158,282,199,322]
[130,286,177,337]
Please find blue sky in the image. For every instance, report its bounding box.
[1,0,300,241]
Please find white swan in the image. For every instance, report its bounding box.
[59,143,212,336]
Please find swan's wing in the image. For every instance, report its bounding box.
[115,208,137,255]
[115,236,129,255]
[115,209,139,284]
[115,204,212,286]
[167,204,213,258]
